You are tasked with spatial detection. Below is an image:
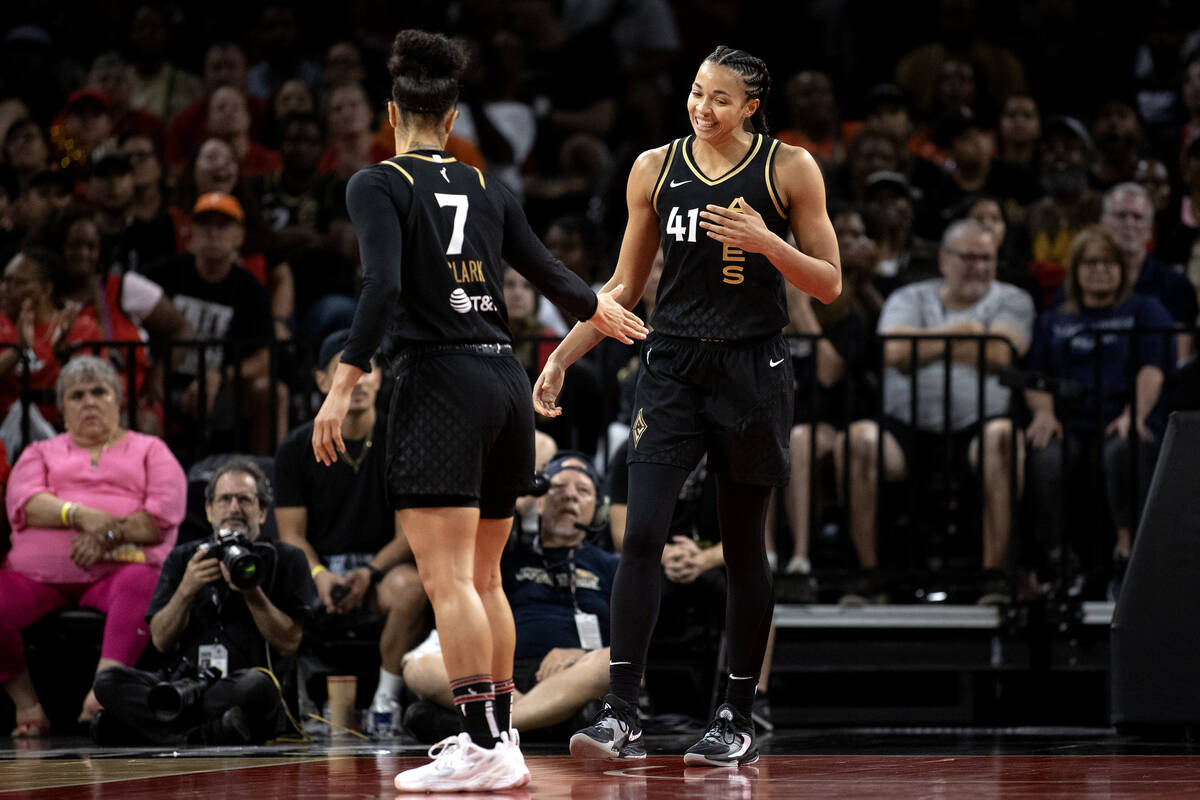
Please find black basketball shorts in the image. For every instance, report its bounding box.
[386,349,535,518]
[627,332,793,486]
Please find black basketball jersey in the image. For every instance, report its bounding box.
[340,150,596,369]
[649,134,791,342]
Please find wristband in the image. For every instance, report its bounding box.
[61,502,76,527]
[311,564,328,578]
[365,564,384,586]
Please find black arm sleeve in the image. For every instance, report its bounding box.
[340,167,405,372]
[497,180,598,322]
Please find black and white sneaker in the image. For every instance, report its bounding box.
[683,703,758,767]
[569,693,646,760]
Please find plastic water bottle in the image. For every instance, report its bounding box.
[368,695,399,738]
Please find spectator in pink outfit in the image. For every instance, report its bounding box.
[0,355,186,737]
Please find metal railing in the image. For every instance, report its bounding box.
[0,324,1182,601]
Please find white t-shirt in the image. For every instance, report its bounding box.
[118,271,165,325]
[879,279,1035,432]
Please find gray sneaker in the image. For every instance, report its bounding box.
[568,693,646,760]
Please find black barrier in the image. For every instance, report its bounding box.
[0,325,1179,603]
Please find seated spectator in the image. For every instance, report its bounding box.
[1156,136,1200,283]
[8,168,72,249]
[145,193,282,456]
[1099,182,1197,364]
[87,51,164,143]
[1133,157,1173,248]
[1089,100,1143,192]
[262,79,315,149]
[826,130,900,209]
[955,193,1038,302]
[50,88,115,181]
[0,246,102,428]
[168,137,271,286]
[34,205,192,432]
[205,85,281,179]
[247,112,352,343]
[84,145,176,277]
[989,94,1043,213]
[126,5,204,123]
[274,329,428,723]
[776,210,877,584]
[118,131,171,231]
[863,170,939,294]
[401,453,617,742]
[839,219,1034,604]
[505,266,558,379]
[163,42,268,176]
[2,118,51,191]
[1025,226,1173,599]
[246,6,321,103]
[860,83,916,166]
[776,70,860,167]
[91,457,315,745]
[1026,115,1102,309]
[319,82,389,179]
[0,355,186,736]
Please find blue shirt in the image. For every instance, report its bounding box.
[502,540,619,661]
[1028,294,1175,433]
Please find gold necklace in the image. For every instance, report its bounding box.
[341,431,374,474]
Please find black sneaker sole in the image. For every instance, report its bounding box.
[569,732,646,760]
[683,751,760,767]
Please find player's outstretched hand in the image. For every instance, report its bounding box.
[312,390,350,465]
[533,361,565,418]
[587,284,647,345]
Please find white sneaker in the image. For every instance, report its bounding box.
[785,555,811,575]
[393,732,527,792]
[506,729,531,787]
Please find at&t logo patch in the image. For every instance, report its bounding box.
[449,288,496,313]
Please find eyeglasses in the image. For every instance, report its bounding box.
[944,250,996,266]
[212,493,258,508]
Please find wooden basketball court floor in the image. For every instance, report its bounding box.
[4,728,1200,799]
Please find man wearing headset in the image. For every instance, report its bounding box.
[400,453,618,741]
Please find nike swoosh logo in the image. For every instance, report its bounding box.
[627,729,642,742]
[769,357,785,367]
[669,179,691,187]
[729,734,750,758]
[645,347,652,365]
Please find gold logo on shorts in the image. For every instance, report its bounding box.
[632,408,648,448]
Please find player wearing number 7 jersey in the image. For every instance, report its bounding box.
[533,45,841,767]
[311,29,645,793]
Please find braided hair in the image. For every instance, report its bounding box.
[388,30,468,118]
[705,45,772,134]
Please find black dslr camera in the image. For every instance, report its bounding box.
[197,528,264,590]
[147,659,223,721]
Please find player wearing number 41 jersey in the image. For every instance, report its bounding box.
[534,44,841,767]
[312,29,644,794]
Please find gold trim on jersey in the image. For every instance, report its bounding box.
[764,139,787,220]
[396,153,459,165]
[651,139,680,214]
[379,160,413,183]
[471,166,486,188]
[680,134,762,186]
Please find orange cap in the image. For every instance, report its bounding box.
[192,192,244,222]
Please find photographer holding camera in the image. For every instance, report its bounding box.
[90,458,317,745]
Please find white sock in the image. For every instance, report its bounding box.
[375,667,404,703]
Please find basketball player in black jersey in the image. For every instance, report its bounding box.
[535,45,842,766]
[311,30,645,792]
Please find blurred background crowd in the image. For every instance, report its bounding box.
[0,0,1199,633]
